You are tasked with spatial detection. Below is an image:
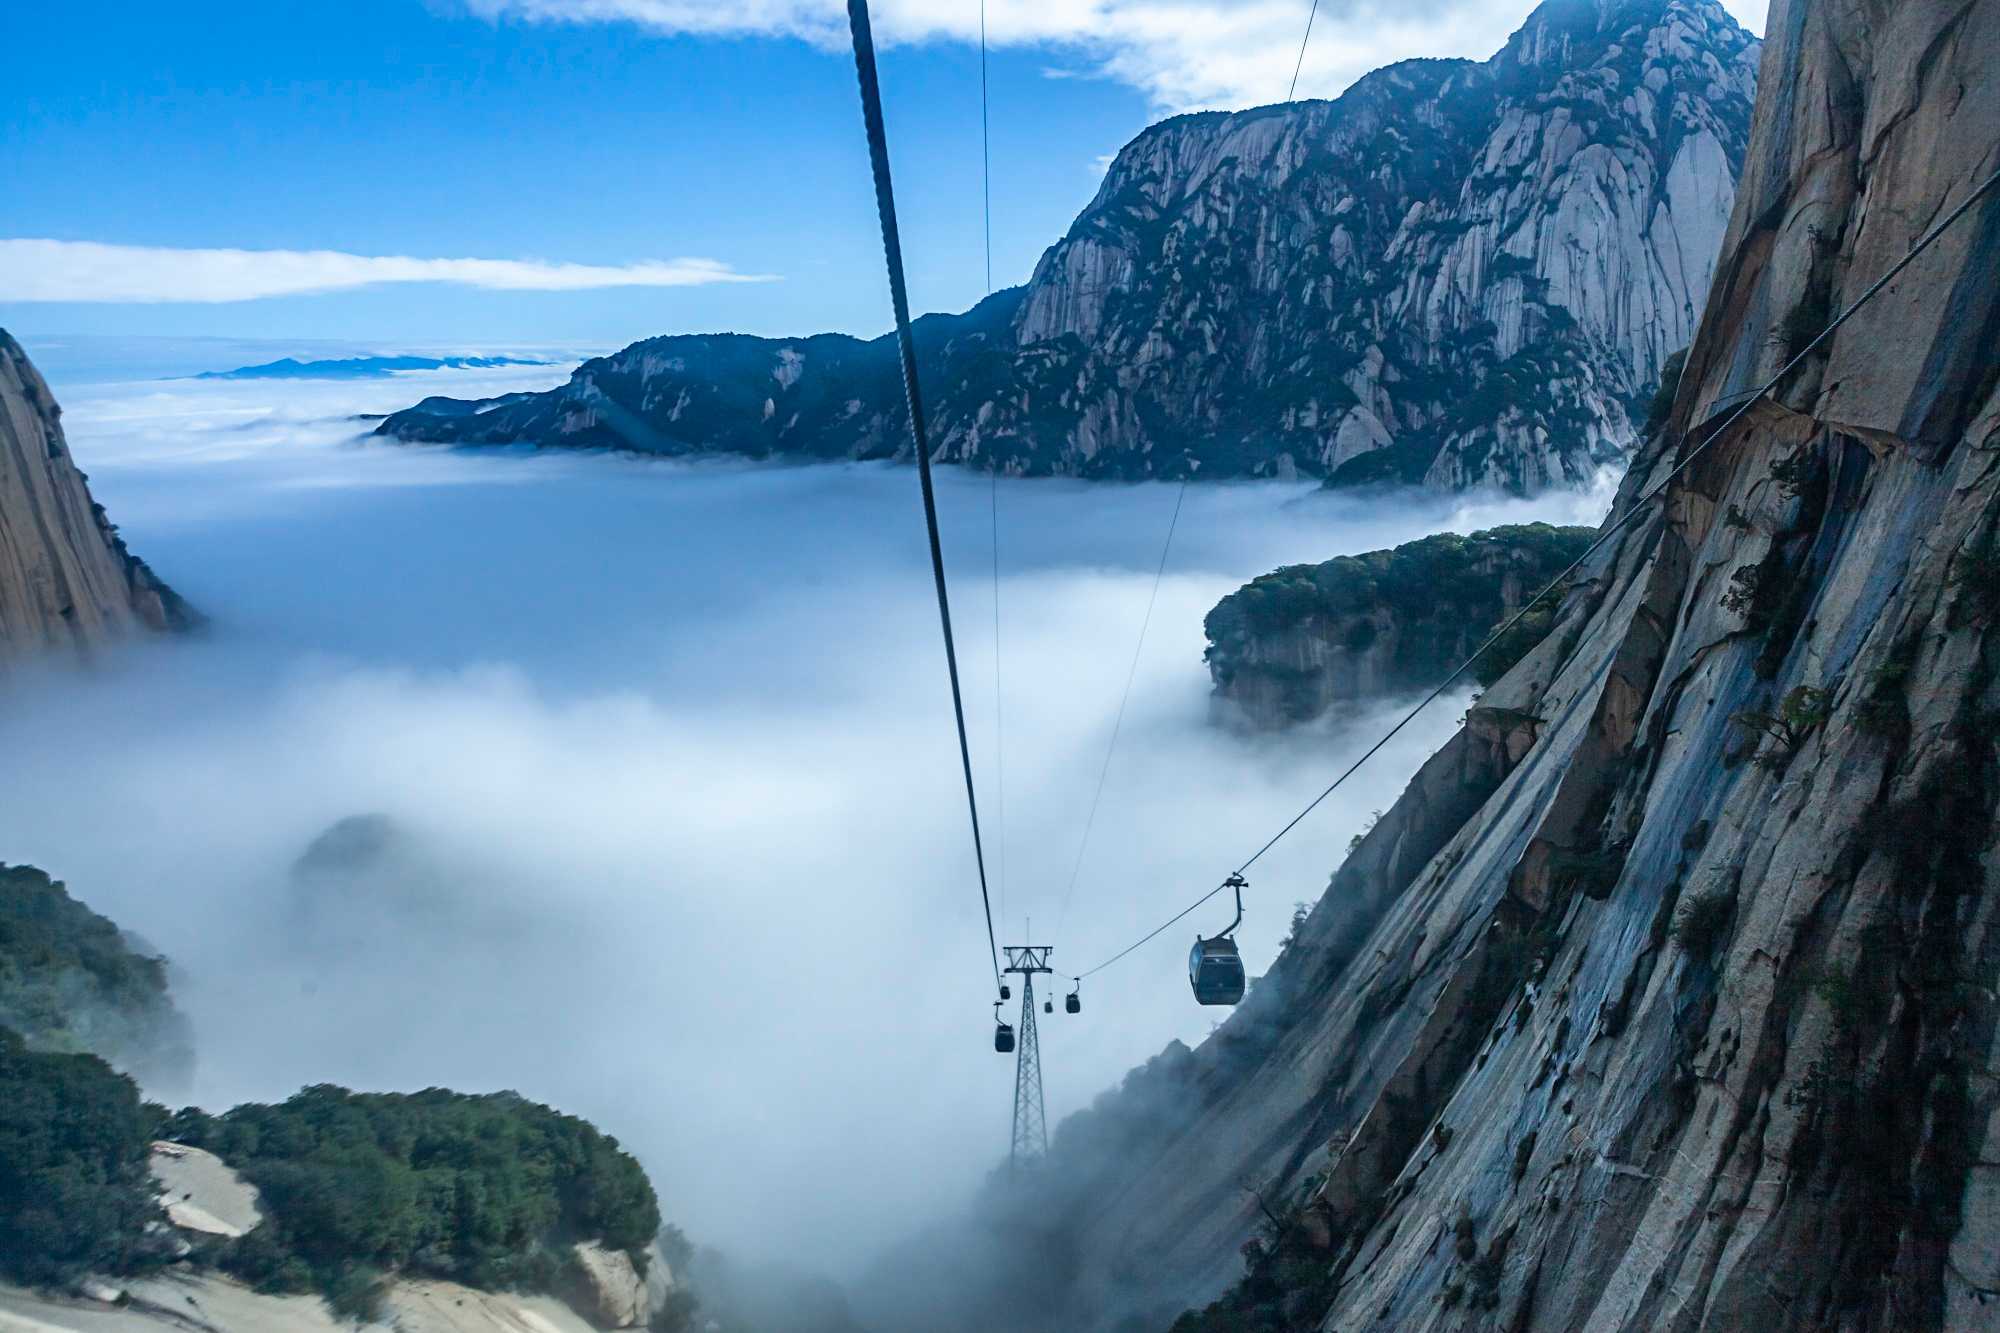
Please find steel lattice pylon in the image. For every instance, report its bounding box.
[1002,944,1053,1167]
[1010,974,1047,1165]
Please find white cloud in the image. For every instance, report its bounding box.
[466,0,1767,111]
[469,0,1522,109]
[1723,0,1767,31]
[0,239,776,304]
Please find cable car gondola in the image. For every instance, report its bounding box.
[1189,875,1248,1006]
[993,1001,1016,1053]
[1065,982,1081,1014]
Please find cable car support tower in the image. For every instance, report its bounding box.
[1003,945,1052,1167]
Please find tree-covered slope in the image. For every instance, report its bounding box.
[0,864,693,1330]
[0,863,193,1093]
[162,1086,667,1321]
[1204,523,1597,727]
[0,1028,165,1287]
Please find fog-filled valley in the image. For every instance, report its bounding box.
[1,344,1612,1290]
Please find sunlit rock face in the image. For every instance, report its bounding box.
[864,0,2000,1324]
[0,331,194,665]
[379,0,1757,495]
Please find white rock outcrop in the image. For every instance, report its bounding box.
[567,1243,647,1329]
[0,1272,625,1333]
[147,1143,262,1240]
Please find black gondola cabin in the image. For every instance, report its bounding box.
[1188,873,1250,1006]
[1188,935,1246,1005]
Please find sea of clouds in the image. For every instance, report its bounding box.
[0,340,1613,1278]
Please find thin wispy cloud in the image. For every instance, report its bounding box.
[463,0,1535,110]
[0,239,776,304]
[463,0,1766,111]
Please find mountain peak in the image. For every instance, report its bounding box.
[380,6,1758,496]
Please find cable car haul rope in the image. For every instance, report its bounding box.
[846,0,1001,995]
[845,0,2000,1013]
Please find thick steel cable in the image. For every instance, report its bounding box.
[1073,160,2000,983]
[847,0,1001,993]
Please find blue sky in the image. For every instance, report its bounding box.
[3,0,1764,354]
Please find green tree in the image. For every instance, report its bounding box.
[0,1025,164,1285]
[173,1085,662,1306]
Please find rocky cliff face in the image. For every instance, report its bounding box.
[1204,524,1597,728]
[909,0,1999,1326]
[379,0,1756,494]
[0,331,194,665]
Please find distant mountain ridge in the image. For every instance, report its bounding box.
[380,0,1757,494]
[197,354,553,380]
